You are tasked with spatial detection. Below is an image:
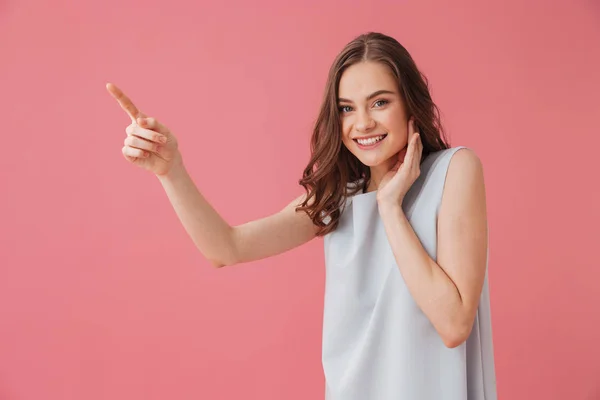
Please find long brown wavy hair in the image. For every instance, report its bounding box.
[297,32,451,236]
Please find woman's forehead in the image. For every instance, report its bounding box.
[338,62,398,99]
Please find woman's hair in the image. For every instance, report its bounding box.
[297,32,451,236]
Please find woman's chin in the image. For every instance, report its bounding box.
[355,153,396,168]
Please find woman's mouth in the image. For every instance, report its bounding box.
[354,134,387,149]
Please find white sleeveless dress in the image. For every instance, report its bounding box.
[322,146,497,400]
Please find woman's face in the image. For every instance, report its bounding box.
[338,61,410,172]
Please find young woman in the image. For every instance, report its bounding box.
[107,32,497,400]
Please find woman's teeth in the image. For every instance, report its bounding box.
[356,135,386,146]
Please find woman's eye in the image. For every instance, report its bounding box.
[339,105,353,113]
[374,100,388,107]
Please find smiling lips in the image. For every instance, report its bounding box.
[354,134,387,148]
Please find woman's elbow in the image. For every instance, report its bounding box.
[441,321,473,349]
[207,253,237,268]
[208,259,228,268]
[204,242,239,268]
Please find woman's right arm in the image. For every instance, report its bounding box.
[158,159,318,268]
[107,82,317,268]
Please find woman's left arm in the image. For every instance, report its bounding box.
[379,145,488,348]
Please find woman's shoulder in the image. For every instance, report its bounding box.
[429,145,474,157]
[425,146,482,168]
[442,146,483,168]
[447,147,484,176]
[436,146,485,193]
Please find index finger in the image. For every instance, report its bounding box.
[106,82,142,123]
[409,117,417,134]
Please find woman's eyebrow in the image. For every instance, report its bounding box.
[338,90,396,103]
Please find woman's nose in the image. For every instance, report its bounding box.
[356,110,376,132]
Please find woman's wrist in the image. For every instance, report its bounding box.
[156,152,185,182]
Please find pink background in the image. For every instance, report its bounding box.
[1,0,599,399]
